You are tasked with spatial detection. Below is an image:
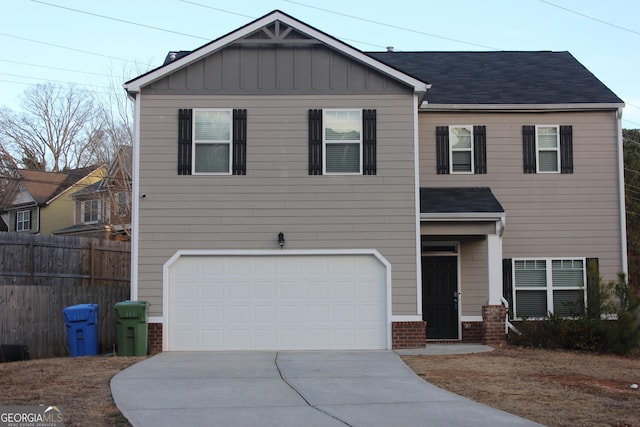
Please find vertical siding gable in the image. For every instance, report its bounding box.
[276,47,295,90]
[143,45,410,95]
[222,48,241,88]
[204,54,223,88]
[311,46,331,90]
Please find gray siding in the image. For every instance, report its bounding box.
[144,45,409,96]
[137,94,418,316]
[419,111,624,284]
[459,239,488,317]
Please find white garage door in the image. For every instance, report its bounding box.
[167,253,388,351]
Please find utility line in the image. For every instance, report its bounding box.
[31,0,211,41]
[537,0,640,37]
[283,0,501,50]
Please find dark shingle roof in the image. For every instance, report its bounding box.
[367,51,622,105]
[421,187,504,214]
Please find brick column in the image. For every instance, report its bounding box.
[482,305,506,346]
[392,321,426,349]
[148,323,163,354]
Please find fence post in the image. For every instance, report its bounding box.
[29,240,35,286]
[90,240,95,287]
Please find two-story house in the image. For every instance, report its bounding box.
[1,167,104,235]
[124,10,625,352]
[54,146,132,241]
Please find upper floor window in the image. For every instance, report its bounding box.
[450,126,474,173]
[83,199,100,224]
[436,125,487,174]
[323,110,362,174]
[523,125,573,174]
[536,126,560,173]
[512,258,586,318]
[16,210,30,232]
[115,192,129,216]
[308,109,377,176]
[193,109,232,175]
[177,108,247,176]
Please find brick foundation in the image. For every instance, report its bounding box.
[392,321,427,349]
[148,321,428,351]
[482,305,507,346]
[461,321,484,343]
[148,323,163,354]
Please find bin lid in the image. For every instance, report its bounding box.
[115,300,149,319]
[63,303,99,322]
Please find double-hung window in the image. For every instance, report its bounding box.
[16,210,30,232]
[323,109,362,174]
[115,191,129,216]
[193,109,233,174]
[308,108,376,176]
[450,126,474,173]
[435,125,486,174]
[523,125,573,174]
[513,258,586,318]
[536,126,560,173]
[83,199,100,224]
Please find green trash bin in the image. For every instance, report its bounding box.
[115,301,149,356]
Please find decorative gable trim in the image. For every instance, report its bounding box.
[124,10,429,96]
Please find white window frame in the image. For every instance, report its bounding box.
[535,125,560,173]
[322,109,363,175]
[82,199,101,224]
[192,108,233,175]
[115,191,129,216]
[512,257,587,319]
[449,125,474,174]
[16,210,30,232]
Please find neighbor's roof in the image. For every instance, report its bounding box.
[17,167,98,205]
[367,51,623,105]
[420,187,504,215]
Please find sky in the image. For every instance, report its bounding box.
[1,0,639,128]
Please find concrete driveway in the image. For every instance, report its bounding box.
[111,350,543,427]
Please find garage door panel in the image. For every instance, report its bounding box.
[168,254,387,350]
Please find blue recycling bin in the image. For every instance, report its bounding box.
[62,304,99,357]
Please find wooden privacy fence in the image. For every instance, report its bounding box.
[0,233,131,359]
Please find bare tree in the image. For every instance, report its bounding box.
[0,83,103,171]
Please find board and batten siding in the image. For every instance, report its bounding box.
[137,94,418,317]
[419,110,624,285]
[143,45,408,96]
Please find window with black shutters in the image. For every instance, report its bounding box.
[177,108,247,175]
[436,125,487,174]
[308,109,377,175]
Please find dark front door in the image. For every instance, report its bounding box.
[422,256,459,339]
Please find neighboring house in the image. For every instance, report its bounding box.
[2,167,105,235]
[124,10,626,352]
[54,146,133,241]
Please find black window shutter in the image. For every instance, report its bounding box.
[232,109,247,175]
[28,210,32,230]
[178,109,193,175]
[362,109,377,175]
[560,125,573,174]
[309,109,323,175]
[522,125,536,173]
[503,259,513,317]
[473,125,487,174]
[436,126,450,174]
[586,258,600,318]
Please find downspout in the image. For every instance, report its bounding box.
[130,91,141,301]
[617,107,628,276]
[413,94,422,317]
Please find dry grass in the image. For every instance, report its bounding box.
[1,347,638,426]
[0,355,144,427]
[401,347,640,427]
